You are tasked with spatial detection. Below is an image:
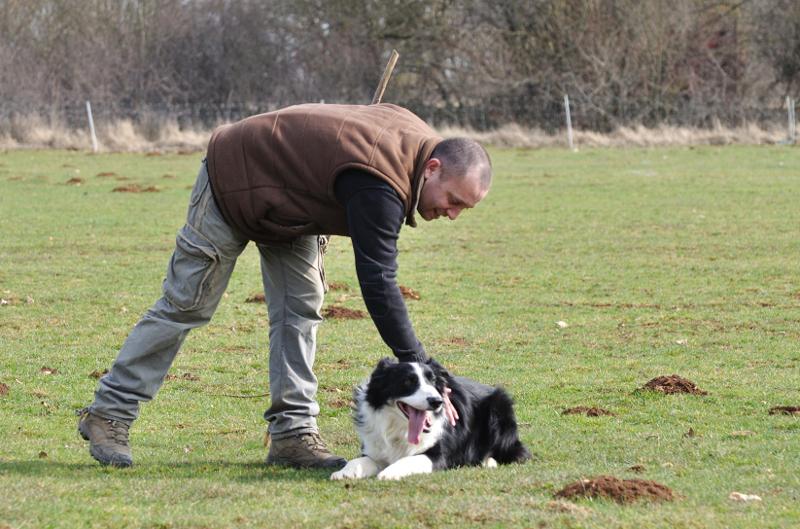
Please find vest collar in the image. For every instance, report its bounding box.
[406,137,442,228]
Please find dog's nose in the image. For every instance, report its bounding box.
[427,397,443,409]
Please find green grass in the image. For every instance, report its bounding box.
[1,146,799,528]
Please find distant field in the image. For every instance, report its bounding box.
[1,146,798,528]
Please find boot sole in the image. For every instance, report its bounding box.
[266,455,346,470]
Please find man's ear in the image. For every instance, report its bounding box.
[424,157,442,174]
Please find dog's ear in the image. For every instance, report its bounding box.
[375,357,394,372]
[425,357,451,379]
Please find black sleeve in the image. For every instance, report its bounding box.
[334,170,427,362]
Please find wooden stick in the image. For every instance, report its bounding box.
[371,49,400,105]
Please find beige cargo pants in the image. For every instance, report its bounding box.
[89,161,326,440]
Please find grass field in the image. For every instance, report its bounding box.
[1,146,799,528]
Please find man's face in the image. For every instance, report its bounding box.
[417,159,487,222]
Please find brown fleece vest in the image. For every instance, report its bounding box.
[205,103,441,244]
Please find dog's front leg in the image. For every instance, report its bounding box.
[377,455,433,481]
[330,457,381,480]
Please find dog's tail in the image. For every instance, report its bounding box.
[482,388,532,465]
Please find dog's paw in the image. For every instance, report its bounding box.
[377,455,432,480]
[330,457,378,480]
[377,467,407,481]
[330,468,352,480]
[482,456,498,468]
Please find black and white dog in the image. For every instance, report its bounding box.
[331,357,530,480]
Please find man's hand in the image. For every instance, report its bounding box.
[443,386,459,427]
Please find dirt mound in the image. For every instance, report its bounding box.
[322,305,365,319]
[65,177,84,185]
[327,281,349,291]
[562,406,615,417]
[0,382,9,396]
[641,375,707,395]
[769,406,800,415]
[96,171,117,177]
[245,292,266,303]
[399,285,421,300]
[89,369,109,379]
[555,476,674,504]
[112,184,159,193]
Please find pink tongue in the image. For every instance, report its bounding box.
[407,407,427,445]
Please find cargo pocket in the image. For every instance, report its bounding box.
[163,225,219,311]
[318,235,329,294]
[188,166,209,208]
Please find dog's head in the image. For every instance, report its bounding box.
[364,357,450,444]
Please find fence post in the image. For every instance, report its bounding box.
[564,94,575,151]
[788,96,797,144]
[85,101,98,153]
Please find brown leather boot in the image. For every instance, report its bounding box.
[77,408,133,468]
[266,432,346,469]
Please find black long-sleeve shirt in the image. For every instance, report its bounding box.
[334,170,426,362]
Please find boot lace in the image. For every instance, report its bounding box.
[106,419,130,445]
[301,433,331,454]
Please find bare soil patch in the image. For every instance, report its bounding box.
[65,177,84,185]
[0,382,9,396]
[89,369,109,379]
[165,372,200,382]
[40,366,58,375]
[641,374,708,395]
[322,305,366,319]
[245,292,266,303]
[562,406,615,417]
[112,184,159,193]
[162,173,176,179]
[769,406,800,415]
[111,184,160,193]
[327,281,349,291]
[399,285,421,300]
[555,475,674,504]
[442,336,469,346]
[627,464,646,473]
[328,397,351,409]
[96,171,117,177]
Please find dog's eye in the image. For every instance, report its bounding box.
[404,376,416,387]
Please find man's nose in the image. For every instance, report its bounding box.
[447,208,462,220]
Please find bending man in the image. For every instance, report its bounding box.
[78,103,492,469]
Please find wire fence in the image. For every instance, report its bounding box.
[0,97,796,149]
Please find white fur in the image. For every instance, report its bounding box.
[377,454,434,480]
[331,456,380,480]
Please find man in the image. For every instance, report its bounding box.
[77,103,492,469]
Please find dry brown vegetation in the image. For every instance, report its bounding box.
[0,116,790,152]
[1,0,798,141]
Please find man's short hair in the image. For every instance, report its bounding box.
[431,137,492,190]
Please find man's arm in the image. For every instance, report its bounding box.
[334,170,426,362]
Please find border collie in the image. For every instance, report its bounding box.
[331,357,530,481]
